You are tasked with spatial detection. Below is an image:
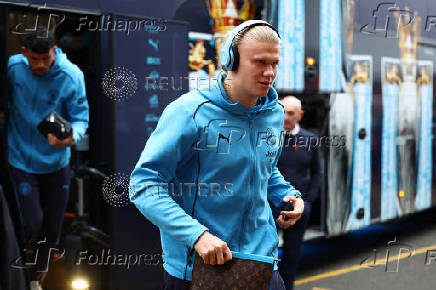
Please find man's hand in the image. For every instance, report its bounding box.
[47,133,74,147]
[276,196,304,229]
[193,231,232,265]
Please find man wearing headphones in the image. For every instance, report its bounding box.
[130,20,304,290]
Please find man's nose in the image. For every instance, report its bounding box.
[263,66,275,77]
[35,60,45,68]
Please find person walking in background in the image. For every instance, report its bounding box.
[278,96,321,290]
[7,27,89,290]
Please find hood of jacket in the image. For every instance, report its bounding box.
[18,48,69,78]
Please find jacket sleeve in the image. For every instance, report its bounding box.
[7,60,15,108]
[267,143,302,207]
[129,100,208,250]
[67,72,89,143]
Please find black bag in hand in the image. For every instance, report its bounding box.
[37,111,72,140]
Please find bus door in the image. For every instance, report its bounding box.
[109,15,188,289]
[327,55,373,235]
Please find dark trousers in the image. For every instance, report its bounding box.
[9,165,71,280]
[279,201,311,290]
[163,269,286,290]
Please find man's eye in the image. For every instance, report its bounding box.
[256,60,265,65]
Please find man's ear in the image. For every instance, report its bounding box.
[299,110,305,121]
[21,46,27,54]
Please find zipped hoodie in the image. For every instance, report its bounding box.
[7,48,89,174]
[130,71,301,280]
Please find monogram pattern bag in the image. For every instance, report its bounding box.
[191,251,275,290]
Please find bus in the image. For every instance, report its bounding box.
[1,0,435,289]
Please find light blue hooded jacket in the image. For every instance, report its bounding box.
[7,48,89,174]
[130,71,301,280]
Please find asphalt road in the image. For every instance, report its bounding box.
[294,207,436,290]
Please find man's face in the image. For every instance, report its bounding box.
[233,38,280,99]
[21,46,56,76]
[283,100,303,131]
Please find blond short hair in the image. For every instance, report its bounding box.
[232,24,281,47]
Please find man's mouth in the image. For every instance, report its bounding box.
[259,81,271,88]
[34,69,46,75]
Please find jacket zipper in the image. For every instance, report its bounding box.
[28,76,38,171]
[239,114,257,249]
[249,114,257,230]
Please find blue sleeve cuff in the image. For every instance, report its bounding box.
[189,227,209,250]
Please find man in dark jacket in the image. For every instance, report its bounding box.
[277,96,321,290]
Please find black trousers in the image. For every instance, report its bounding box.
[279,201,312,290]
[9,165,71,280]
[163,269,286,290]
